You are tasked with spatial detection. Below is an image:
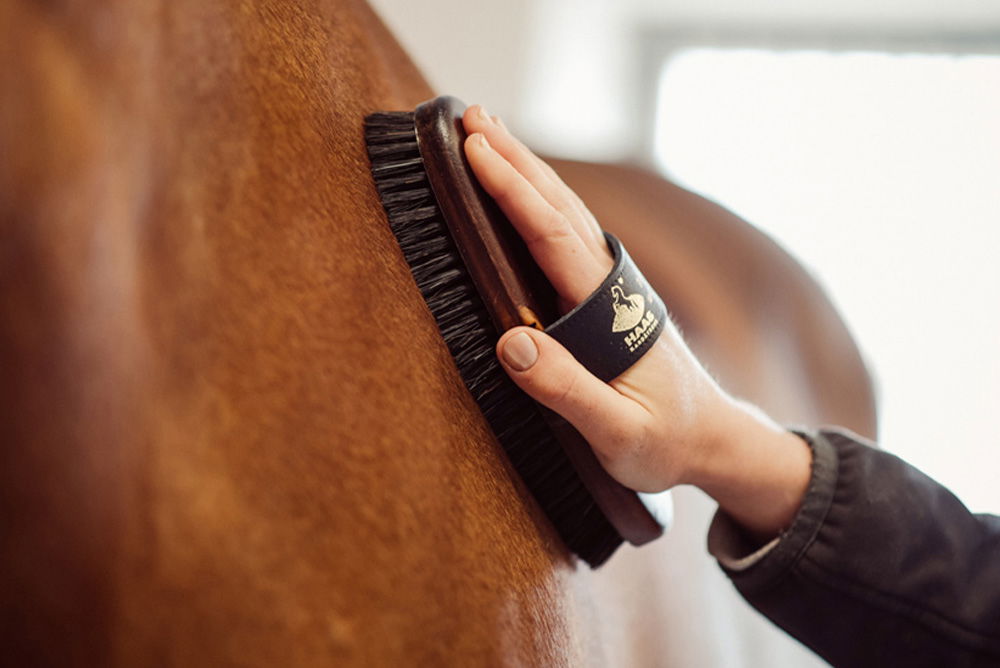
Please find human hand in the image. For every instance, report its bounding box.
[461,104,728,494]
[461,105,812,538]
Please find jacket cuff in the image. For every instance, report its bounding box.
[707,429,839,594]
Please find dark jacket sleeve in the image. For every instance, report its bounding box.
[707,428,1000,667]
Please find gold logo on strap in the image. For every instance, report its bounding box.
[611,278,661,352]
[611,284,645,333]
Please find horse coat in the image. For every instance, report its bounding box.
[0,1,875,665]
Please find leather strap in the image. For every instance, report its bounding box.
[545,233,667,382]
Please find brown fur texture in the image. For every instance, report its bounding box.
[0,1,875,665]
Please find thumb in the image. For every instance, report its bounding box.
[496,327,648,454]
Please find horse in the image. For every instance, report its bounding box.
[0,1,875,664]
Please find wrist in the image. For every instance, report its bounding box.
[687,396,813,541]
[681,391,753,489]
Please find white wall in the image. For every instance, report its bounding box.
[369,0,1000,160]
[367,0,534,123]
[630,0,1000,28]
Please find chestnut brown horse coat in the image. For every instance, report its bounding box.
[1,1,875,665]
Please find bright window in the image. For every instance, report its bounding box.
[656,49,1000,512]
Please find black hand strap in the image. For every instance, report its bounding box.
[544,233,667,382]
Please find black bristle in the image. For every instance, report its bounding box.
[365,111,622,567]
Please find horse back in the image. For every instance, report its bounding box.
[1,2,874,665]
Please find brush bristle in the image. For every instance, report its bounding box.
[365,111,622,567]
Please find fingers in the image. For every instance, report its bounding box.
[497,327,651,470]
[462,105,609,264]
[464,132,608,303]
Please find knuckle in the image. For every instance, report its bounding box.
[491,177,519,205]
[537,367,578,408]
[538,211,576,244]
[521,209,573,247]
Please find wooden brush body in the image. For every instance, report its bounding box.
[413,96,664,548]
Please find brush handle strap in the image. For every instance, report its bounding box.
[545,233,667,382]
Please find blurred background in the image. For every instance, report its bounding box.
[370,0,1000,516]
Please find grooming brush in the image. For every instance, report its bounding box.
[364,96,669,567]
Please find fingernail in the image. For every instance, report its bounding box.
[502,332,538,371]
[477,105,490,122]
[476,133,489,148]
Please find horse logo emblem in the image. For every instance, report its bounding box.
[611,283,645,333]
